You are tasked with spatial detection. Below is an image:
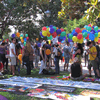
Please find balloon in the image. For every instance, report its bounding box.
[49,27,55,34]
[89,34,95,41]
[94,26,98,31]
[87,26,92,32]
[18,54,22,62]
[56,29,61,35]
[98,32,100,37]
[63,36,66,41]
[71,29,75,34]
[49,25,53,28]
[58,37,63,42]
[26,37,29,40]
[60,31,66,37]
[60,28,64,32]
[46,49,51,55]
[98,39,100,43]
[53,26,57,32]
[42,31,47,36]
[78,38,83,44]
[84,25,88,29]
[24,38,27,42]
[75,27,81,33]
[82,29,87,33]
[36,38,39,41]
[16,32,20,37]
[40,32,44,38]
[42,27,47,31]
[21,39,24,43]
[20,37,23,40]
[24,42,26,46]
[68,34,73,39]
[60,36,65,39]
[91,30,95,34]
[12,34,16,38]
[47,33,51,37]
[47,35,52,40]
[52,32,57,38]
[72,36,77,42]
[37,43,41,47]
[73,32,78,36]
[48,40,51,44]
[20,34,23,37]
[88,24,91,27]
[77,34,82,40]
[85,34,89,39]
[98,29,100,32]
[46,26,49,28]
[68,38,72,42]
[94,33,98,37]
[83,32,88,38]
[25,34,28,37]
[6,39,9,42]
[94,37,99,42]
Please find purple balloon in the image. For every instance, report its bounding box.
[63,36,66,40]
[73,32,78,36]
[37,43,41,47]
[68,38,72,42]
[58,37,63,42]
[91,30,95,34]
[49,27,54,34]
[40,32,44,38]
[92,26,95,28]
[12,34,16,38]
[67,34,69,37]
[49,25,53,28]
[56,29,61,35]
[98,29,100,32]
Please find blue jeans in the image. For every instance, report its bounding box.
[54,57,60,74]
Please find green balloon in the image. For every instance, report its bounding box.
[87,27,92,32]
[25,34,28,37]
[24,42,26,46]
[53,26,57,32]
[20,34,23,37]
[94,26,98,31]
[69,34,73,39]
[95,33,98,37]
[83,32,88,38]
[61,31,66,37]
[46,26,49,28]
[47,35,52,40]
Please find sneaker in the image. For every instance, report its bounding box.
[87,75,92,77]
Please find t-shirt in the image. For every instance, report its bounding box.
[10,43,16,57]
[89,46,97,60]
[53,47,57,56]
[63,46,70,58]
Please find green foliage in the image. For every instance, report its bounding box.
[63,18,89,34]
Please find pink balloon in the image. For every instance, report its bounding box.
[26,37,29,40]
[75,28,81,33]
[60,28,64,32]
[77,34,82,40]
[42,27,47,31]
[98,39,100,43]
[88,24,91,27]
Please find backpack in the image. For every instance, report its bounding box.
[57,48,63,60]
[42,69,55,75]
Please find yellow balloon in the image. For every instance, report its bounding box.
[42,31,47,36]
[77,38,83,44]
[72,36,77,42]
[48,40,51,44]
[98,32,100,37]
[46,28,50,32]
[20,37,23,40]
[94,37,99,42]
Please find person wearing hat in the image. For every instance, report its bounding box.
[87,41,100,78]
[70,57,87,80]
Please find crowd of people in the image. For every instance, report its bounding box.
[0,37,100,79]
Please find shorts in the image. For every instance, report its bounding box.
[88,60,98,70]
[10,57,16,66]
[65,57,70,64]
[47,55,51,62]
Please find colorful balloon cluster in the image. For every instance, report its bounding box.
[67,24,100,44]
[40,25,66,43]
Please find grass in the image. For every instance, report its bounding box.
[0,67,100,100]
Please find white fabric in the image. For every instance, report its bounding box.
[52,36,58,44]
[39,60,46,74]
[53,47,58,56]
[9,43,16,57]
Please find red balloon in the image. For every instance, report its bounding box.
[85,34,89,39]
[26,37,29,40]
[60,28,64,32]
[98,39,100,43]
[52,32,57,38]
[6,39,9,42]
[88,24,91,27]
[77,34,82,40]
[75,28,81,33]
[42,27,47,31]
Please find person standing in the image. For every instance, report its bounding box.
[87,41,100,78]
[9,38,17,76]
[63,42,71,71]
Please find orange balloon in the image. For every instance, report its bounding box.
[21,39,24,43]
[46,49,51,55]
[18,54,22,61]
[82,28,86,30]
[47,33,51,37]
[16,32,20,37]
[36,38,39,41]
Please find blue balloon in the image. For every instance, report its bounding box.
[67,34,69,37]
[71,29,75,34]
[82,29,87,33]
[87,31,91,34]
[60,36,65,39]
[40,32,44,38]
[73,32,78,36]
[24,38,27,42]
[95,30,98,33]
[98,29,100,32]
[37,43,41,47]
[63,36,66,41]
[58,37,63,42]
[84,25,88,29]
[68,38,72,42]
[61,41,65,43]
[56,29,61,35]
[12,34,16,38]
[49,27,54,34]
[49,25,53,28]
[91,30,95,34]
[89,34,95,41]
